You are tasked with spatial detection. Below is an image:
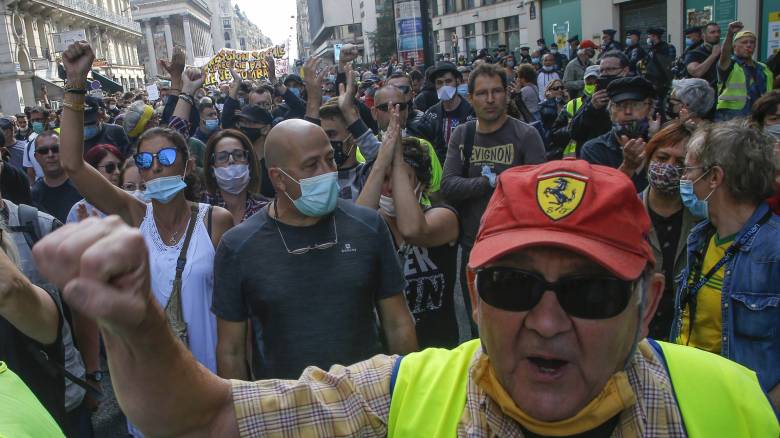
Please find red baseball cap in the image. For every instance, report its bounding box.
[579,40,598,50]
[468,160,654,280]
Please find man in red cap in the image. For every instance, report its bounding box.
[31,161,778,437]
[562,40,596,99]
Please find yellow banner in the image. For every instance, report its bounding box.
[204,46,286,86]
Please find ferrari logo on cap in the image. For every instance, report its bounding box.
[536,172,587,221]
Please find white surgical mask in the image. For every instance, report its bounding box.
[214,163,250,195]
[437,85,457,101]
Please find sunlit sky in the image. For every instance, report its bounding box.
[235,0,299,58]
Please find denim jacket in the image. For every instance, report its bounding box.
[671,202,780,391]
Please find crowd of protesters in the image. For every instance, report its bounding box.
[0,17,778,437]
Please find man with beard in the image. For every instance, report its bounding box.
[685,22,721,88]
[581,77,658,191]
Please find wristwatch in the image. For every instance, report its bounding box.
[86,371,104,383]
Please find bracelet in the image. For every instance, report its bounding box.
[65,87,87,95]
[61,101,85,111]
[177,94,194,105]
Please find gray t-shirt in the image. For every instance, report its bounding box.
[441,116,546,249]
[212,200,406,379]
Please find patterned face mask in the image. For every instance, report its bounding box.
[648,161,683,196]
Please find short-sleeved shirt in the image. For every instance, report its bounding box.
[0,161,32,206]
[30,179,82,224]
[212,200,406,379]
[684,44,717,86]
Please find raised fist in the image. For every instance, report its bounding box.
[62,41,95,87]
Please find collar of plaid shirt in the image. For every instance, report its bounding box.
[231,339,688,437]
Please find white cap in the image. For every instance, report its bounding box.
[584,65,601,79]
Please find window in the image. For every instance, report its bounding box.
[225,42,231,48]
[484,20,500,51]
[465,0,475,8]
[504,16,519,52]
[224,31,230,41]
[240,38,246,49]
[444,0,455,14]
[223,19,231,29]
[483,0,496,5]
[465,23,476,56]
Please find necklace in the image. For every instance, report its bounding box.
[154,204,192,245]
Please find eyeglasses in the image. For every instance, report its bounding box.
[133,147,178,170]
[681,165,706,177]
[35,145,60,155]
[122,182,146,191]
[274,215,338,255]
[395,85,411,94]
[213,149,250,165]
[612,101,649,112]
[97,162,121,174]
[550,86,565,91]
[475,267,636,319]
[375,102,409,112]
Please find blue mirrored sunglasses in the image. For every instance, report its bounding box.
[133,147,178,170]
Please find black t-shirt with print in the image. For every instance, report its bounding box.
[397,205,460,349]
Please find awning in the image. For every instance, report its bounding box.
[90,70,123,93]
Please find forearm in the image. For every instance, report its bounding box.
[0,279,58,345]
[392,161,428,240]
[72,310,101,373]
[351,120,380,161]
[719,38,734,71]
[355,162,388,209]
[305,87,321,120]
[216,347,249,380]
[440,174,491,203]
[383,314,418,355]
[60,91,87,172]
[102,298,232,437]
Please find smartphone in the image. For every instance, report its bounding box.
[596,76,614,91]
[334,44,343,63]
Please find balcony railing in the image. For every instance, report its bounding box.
[52,0,142,32]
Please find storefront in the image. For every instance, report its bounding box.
[762,0,780,60]
[620,0,668,49]
[684,0,737,40]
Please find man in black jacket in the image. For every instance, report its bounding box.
[643,27,676,116]
[416,62,474,163]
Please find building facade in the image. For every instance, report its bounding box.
[232,5,271,51]
[210,1,271,53]
[306,0,366,62]
[0,0,144,114]
[132,0,214,79]
[296,0,311,58]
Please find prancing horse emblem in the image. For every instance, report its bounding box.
[536,173,587,221]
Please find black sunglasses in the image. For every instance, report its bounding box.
[36,145,60,155]
[375,102,409,112]
[550,86,565,91]
[475,267,636,319]
[97,162,121,174]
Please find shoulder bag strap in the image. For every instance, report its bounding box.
[461,120,477,177]
[164,203,200,346]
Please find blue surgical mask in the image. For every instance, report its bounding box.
[679,170,714,218]
[685,37,695,47]
[203,119,220,133]
[531,57,540,64]
[32,121,45,134]
[456,84,468,98]
[289,87,302,98]
[279,169,339,217]
[84,124,99,140]
[144,173,187,204]
[625,38,634,47]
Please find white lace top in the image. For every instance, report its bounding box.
[139,202,217,372]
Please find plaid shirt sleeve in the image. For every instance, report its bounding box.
[168,115,191,138]
[231,354,398,438]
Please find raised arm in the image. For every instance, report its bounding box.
[687,44,721,78]
[59,41,145,227]
[719,21,742,72]
[33,217,237,437]
[391,137,459,248]
[169,67,206,137]
[355,106,400,209]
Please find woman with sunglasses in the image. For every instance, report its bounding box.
[65,143,122,223]
[58,42,233,385]
[202,129,267,225]
[539,79,569,132]
[357,109,461,348]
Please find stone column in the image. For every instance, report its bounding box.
[162,16,173,60]
[457,25,466,58]
[143,20,158,78]
[181,14,194,64]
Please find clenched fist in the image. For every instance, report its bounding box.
[62,41,95,88]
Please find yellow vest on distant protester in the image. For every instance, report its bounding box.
[387,339,779,437]
[716,61,773,111]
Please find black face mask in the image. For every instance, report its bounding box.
[666,106,679,120]
[241,127,263,143]
[331,139,354,167]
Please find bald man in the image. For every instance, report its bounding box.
[213,119,418,381]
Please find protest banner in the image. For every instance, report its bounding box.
[203,46,287,86]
